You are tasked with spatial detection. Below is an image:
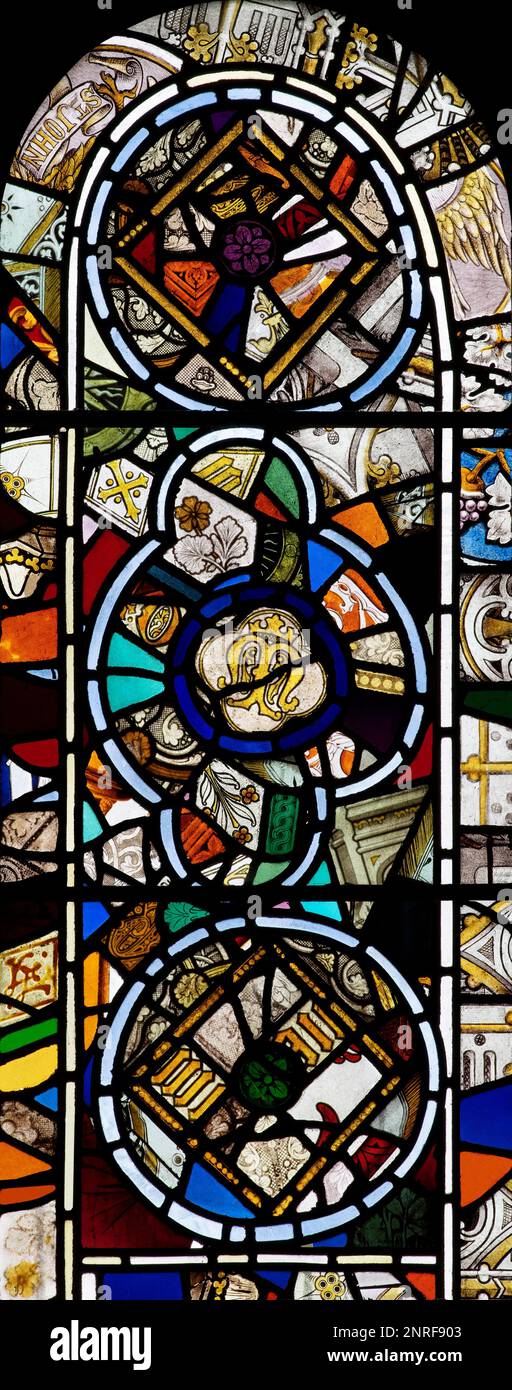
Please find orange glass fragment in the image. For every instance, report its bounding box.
[0,1183,55,1206]
[270,262,342,318]
[0,1140,51,1181]
[163,261,219,316]
[323,568,387,633]
[332,501,389,547]
[406,1272,436,1300]
[0,608,57,663]
[460,1149,512,1206]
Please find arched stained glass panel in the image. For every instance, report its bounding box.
[0,2,511,1325]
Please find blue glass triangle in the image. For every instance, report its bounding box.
[259,1270,292,1288]
[102,1272,183,1300]
[84,1057,93,1105]
[461,1081,512,1153]
[225,321,241,353]
[307,539,343,591]
[0,321,24,368]
[186,1164,254,1219]
[83,902,110,939]
[312,1233,347,1248]
[35,1087,58,1112]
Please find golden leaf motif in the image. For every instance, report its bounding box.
[4,1261,40,1298]
[336,23,378,89]
[96,71,138,113]
[184,22,218,63]
[44,137,95,192]
[227,31,258,63]
[367,454,402,488]
[175,973,208,1007]
[0,549,54,573]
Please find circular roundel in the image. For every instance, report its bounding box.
[94,914,440,1246]
[168,574,349,758]
[87,429,428,889]
[85,73,426,410]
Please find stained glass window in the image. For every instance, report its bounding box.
[1,2,511,1328]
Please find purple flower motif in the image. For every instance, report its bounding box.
[223,222,274,276]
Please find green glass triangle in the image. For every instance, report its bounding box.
[302,900,342,922]
[83,802,103,843]
[108,630,165,676]
[253,859,290,884]
[264,457,300,518]
[308,861,332,885]
[107,674,165,713]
